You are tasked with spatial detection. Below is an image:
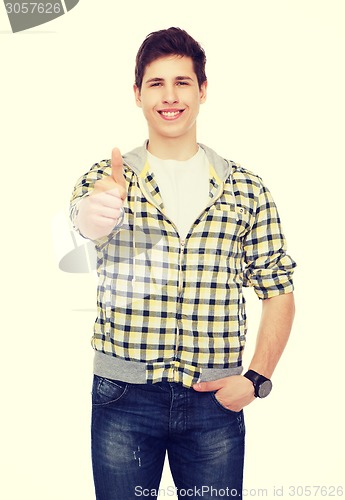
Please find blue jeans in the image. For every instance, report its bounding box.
[91,375,245,500]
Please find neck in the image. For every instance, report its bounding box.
[147,129,198,160]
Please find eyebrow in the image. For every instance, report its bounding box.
[145,76,194,84]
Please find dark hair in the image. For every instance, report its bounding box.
[135,27,207,89]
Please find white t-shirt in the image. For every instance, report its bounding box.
[147,147,209,240]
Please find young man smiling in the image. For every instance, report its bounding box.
[70,27,296,500]
[134,54,207,160]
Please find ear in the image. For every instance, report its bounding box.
[199,80,208,104]
[133,84,142,108]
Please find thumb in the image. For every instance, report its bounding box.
[193,379,225,392]
[111,147,126,190]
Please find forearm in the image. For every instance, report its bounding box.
[193,292,295,410]
[248,292,295,378]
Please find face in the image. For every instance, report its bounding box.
[134,55,207,142]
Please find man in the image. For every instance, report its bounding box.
[70,27,296,500]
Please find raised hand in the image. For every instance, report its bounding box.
[76,148,127,240]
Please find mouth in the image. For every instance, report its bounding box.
[157,109,185,121]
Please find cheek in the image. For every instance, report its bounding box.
[142,102,154,114]
[140,96,156,113]
[141,105,157,123]
[187,100,201,116]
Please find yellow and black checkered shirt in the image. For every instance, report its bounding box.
[70,144,296,387]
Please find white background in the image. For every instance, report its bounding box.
[1,1,344,498]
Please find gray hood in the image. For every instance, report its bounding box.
[122,141,232,182]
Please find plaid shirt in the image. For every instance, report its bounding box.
[70,144,296,387]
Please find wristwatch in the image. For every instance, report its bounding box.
[243,370,273,398]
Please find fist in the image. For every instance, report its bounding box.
[76,148,127,240]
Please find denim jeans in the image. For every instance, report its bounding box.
[91,375,245,500]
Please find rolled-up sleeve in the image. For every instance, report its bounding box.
[243,181,296,299]
[69,160,111,230]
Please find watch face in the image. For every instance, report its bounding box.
[258,380,273,398]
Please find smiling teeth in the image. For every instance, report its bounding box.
[161,111,180,117]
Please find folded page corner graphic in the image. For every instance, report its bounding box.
[4,0,80,33]
[64,0,79,12]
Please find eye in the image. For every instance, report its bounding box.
[149,82,162,87]
[176,81,189,86]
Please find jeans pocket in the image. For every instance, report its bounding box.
[209,391,242,416]
[92,375,128,406]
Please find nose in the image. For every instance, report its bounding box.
[162,84,179,104]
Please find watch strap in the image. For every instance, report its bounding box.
[243,369,271,397]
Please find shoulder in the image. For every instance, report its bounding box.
[83,159,111,179]
[200,143,264,189]
[226,161,266,197]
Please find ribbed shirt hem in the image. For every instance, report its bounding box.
[93,350,243,385]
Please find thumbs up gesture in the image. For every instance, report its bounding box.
[110,148,127,191]
[76,148,127,240]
